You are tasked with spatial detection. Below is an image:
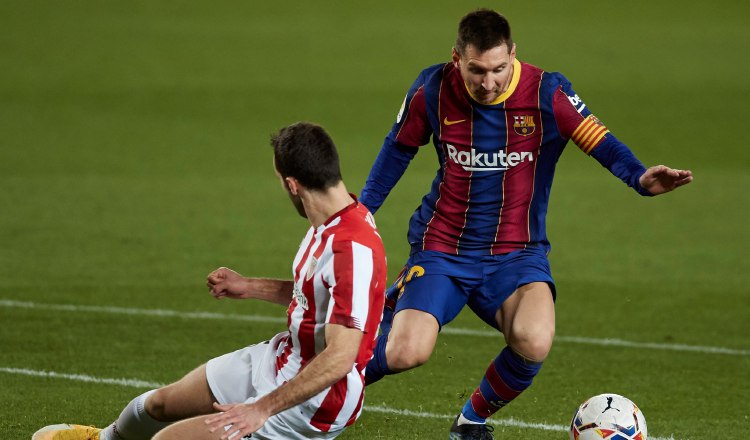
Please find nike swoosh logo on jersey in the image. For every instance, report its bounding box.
[443,117,466,126]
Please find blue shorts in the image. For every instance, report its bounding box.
[386,247,555,330]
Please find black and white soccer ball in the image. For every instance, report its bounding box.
[569,393,647,440]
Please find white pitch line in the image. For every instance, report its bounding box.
[441,327,750,356]
[0,299,286,324]
[365,404,566,431]
[2,298,748,357]
[0,367,681,440]
[0,367,164,389]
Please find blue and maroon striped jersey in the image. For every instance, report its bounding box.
[361,60,651,256]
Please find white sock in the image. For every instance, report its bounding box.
[457,413,484,426]
[100,390,170,440]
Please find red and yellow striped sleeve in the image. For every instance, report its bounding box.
[571,115,610,155]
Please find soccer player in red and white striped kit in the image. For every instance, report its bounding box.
[33,122,387,440]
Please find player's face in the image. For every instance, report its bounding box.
[274,159,307,218]
[453,43,516,105]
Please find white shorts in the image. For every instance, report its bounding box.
[205,332,343,440]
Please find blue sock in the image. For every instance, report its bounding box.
[461,347,543,422]
[364,334,393,385]
[364,277,402,385]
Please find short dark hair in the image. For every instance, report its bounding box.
[270,122,342,190]
[455,9,513,55]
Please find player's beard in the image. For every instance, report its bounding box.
[288,192,307,218]
[477,89,499,104]
[467,82,501,104]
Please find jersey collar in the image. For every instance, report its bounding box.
[318,193,359,230]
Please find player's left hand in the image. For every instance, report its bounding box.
[639,165,693,195]
[205,402,270,440]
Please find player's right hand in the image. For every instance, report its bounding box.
[206,267,249,300]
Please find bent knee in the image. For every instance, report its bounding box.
[386,339,433,371]
[387,310,439,371]
[508,326,555,361]
[144,389,173,422]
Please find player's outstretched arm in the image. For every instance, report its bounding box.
[204,323,363,439]
[638,165,693,195]
[206,267,293,305]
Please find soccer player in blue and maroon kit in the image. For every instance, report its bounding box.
[360,9,692,440]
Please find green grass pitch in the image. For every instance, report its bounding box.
[1,1,748,439]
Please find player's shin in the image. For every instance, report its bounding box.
[459,347,543,424]
[99,390,170,440]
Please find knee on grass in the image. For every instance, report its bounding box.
[144,389,181,422]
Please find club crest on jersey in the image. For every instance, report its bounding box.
[513,115,536,136]
[293,284,309,310]
[305,257,318,281]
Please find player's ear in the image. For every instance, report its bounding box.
[451,47,460,68]
[285,177,300,195]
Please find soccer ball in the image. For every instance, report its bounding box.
[569,393,647,440]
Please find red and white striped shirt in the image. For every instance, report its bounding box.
[274,198,386,432]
